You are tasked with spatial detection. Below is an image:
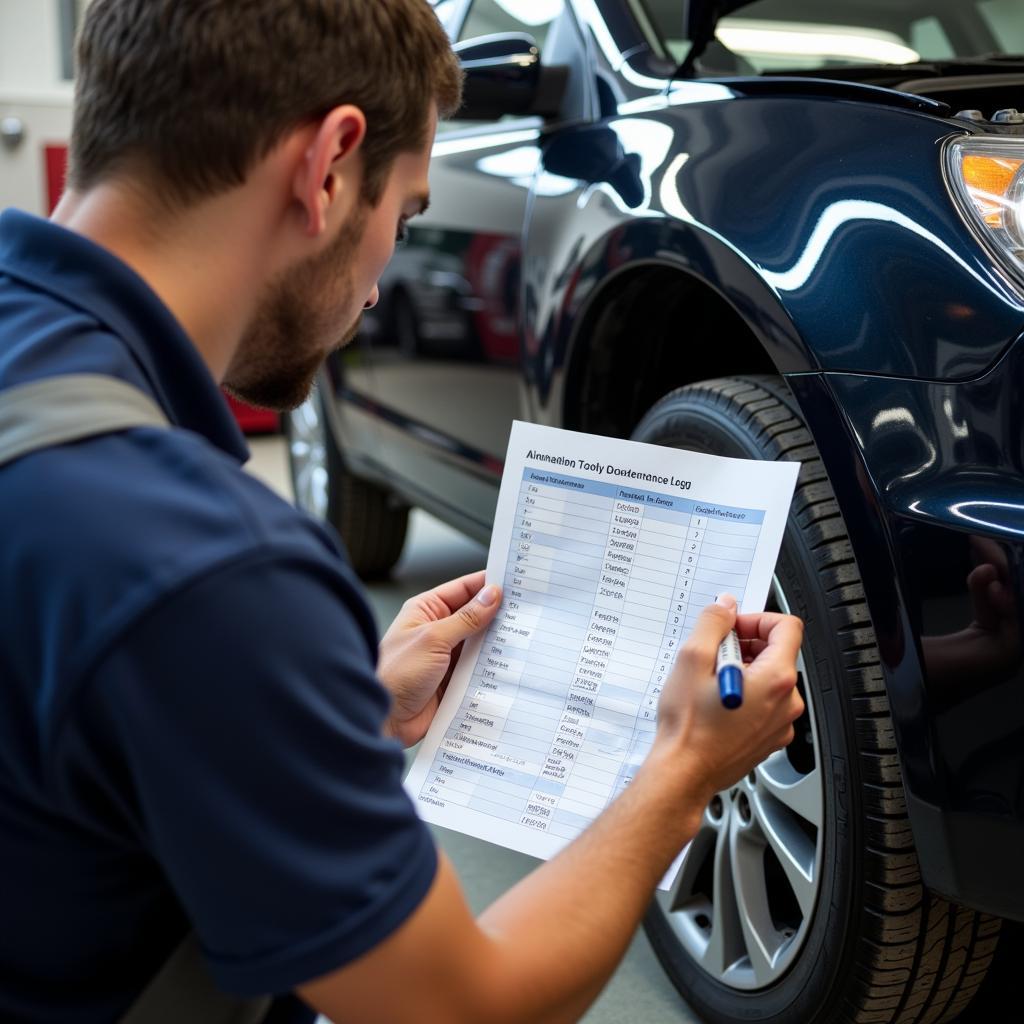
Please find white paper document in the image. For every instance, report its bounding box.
[405,421,800,885]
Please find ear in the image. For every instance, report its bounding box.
[294,105,368,238]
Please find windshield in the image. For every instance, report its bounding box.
[639,0,1024,72]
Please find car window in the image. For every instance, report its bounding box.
[458,0,564,54]
[979,0,1024,53]
[639,0,1021,72]
[711,14,922,71]
[431,0,462,35]
[909,17,956,62]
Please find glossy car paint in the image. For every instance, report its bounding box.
[795,351,1024,921]
[324,0,1024,919]
[534,92,1024,382]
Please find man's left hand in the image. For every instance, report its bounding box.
[378,570,501,747]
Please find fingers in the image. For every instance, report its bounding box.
[762,656,804,758]
[740,613,803,672]
[427,570,488,615]
[735,612,794,642]
[788,687,806,722]
[969,536,1009,575]
[966,563,1016,630]
[989,579,1015,617]
[430,582,502,648]
[774,724,796,751]
[678,595,737,673]
[739,638,767,660]
[967,563,1001,630]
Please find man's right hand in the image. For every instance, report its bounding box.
[655,594,805,806]
[298,593,806,1024]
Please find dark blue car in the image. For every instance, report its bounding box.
[286,1,1024,1020]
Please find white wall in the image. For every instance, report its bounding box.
[0,0,73,99]
[0,1,75,214]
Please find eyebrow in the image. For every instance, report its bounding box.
[412,193,431,216]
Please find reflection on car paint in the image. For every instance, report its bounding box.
[326,0,1024,931]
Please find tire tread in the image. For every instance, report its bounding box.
[639,376,999,1024]
[336,467,409,580]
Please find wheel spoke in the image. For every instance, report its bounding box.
[701,813,745,976]
[289,398,329,519]
[757,751,822,828]
[651,571,827,992]
[730,819,782,987]
[668,821,717,913]
[751,791,818,918]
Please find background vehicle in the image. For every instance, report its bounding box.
[288,1,1024,1021]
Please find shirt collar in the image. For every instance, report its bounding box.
[0,208,249,463]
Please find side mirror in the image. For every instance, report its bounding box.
[452,32,568,120]
[683,0,748,39]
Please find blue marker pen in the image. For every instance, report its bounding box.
[717,629,744,710]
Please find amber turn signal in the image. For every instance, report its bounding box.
[961,154,1024,228]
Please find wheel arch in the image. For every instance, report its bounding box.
[559,256,794,438]
[552,255,974,904]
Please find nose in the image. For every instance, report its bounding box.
[364,286,380,310]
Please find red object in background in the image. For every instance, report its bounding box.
[44,145,68,214]
[45,143,278,435]
[225,394,279,434]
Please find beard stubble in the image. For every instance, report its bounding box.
[224,206,368,412]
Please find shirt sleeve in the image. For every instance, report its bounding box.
[58,549,438,996]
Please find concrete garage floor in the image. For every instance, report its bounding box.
[246,437,701,1024]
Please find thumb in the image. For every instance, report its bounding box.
[432,584,502,649]
[680,594,738,669]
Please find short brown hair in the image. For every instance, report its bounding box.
[69,0,462,206]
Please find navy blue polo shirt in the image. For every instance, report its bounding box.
[0,209,437,1023]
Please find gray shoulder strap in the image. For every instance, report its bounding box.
[0,373,171,469]
[0,374,271,1022]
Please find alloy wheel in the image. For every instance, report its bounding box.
[287,394,330,521]
[655,575,824,990]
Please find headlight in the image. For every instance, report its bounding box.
[945,137,1024,284]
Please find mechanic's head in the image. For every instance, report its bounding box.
[67,0,463,409]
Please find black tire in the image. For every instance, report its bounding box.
[285,393,408,580]
[953,918,1022,1022]
[636,376,1002,1024]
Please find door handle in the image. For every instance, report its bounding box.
[1,117,25,150]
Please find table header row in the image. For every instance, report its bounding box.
[523,469,765,525]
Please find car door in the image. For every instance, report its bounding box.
[356,0,589,538]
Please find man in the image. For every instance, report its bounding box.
[0,1,804,1021]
